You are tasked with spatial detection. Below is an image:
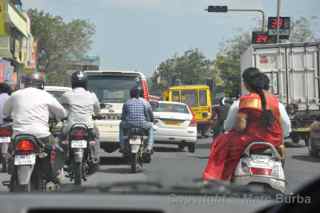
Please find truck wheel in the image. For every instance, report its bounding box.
[188,143,195,153]
[178,144,185,151]
[304,136,310,147]
[310,149,318,157]
[308,139,318,157]
[291,133,300,144]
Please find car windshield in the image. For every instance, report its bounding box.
[2,1,320,211]
[154,103,189,114]
[87,75,140,103]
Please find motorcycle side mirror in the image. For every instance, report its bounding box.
[100,103,106,109]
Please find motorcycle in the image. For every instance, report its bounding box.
[66,123,95,185]
[8,134,64,192]
[0,123,12,172]
[125,128,151,173]
[232,141,286,193]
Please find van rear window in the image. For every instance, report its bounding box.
[87,75,140,103]
[199,90,207,106]
[181,90,198,107]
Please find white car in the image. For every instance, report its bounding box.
[152,101,197,153]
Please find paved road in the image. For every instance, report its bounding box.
[0,138,320,193]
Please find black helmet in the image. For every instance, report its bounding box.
[130,86,140,98]
[22,73,45,89]
[0,82,12,95]
[71,71,87,89]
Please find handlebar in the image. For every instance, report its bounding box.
[93,115,105,120]
[3,117,12,123]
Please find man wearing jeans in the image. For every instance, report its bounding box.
[119,87,154,153]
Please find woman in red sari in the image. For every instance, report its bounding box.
[203,68,283,181]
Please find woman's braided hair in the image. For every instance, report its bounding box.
[242,68,275,128]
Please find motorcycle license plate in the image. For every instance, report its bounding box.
[71,140,87,148]
[14,154,36,165]
[0,137,10,143]
[129,138,142,145]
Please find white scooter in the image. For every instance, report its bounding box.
[232,141,286,193]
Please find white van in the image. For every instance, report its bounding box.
[85,70,150,153]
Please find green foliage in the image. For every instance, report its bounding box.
[290,16,319,42]
[150,49,222,95]
[28,9,95,85]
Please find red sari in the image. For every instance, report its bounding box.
[203,93,283,181]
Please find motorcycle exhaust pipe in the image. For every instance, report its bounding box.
[17,165,34,185]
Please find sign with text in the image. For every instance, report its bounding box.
[267,17,291,39]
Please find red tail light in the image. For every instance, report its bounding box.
[250,167,272,176]
[50,145,56,161]
[0,128,12,137]
[16,140,35,152]
[71,129,87,140]
[189,112,197,127]
[141,80,149,101]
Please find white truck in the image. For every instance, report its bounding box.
[85,70,150,153]
[241,41,320,145]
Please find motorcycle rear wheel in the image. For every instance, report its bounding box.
[2,158,7,172]
[74,162,82,185]
[130,153,137,173]
[10,168,31,192]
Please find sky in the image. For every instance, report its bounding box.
[23,0,320,76]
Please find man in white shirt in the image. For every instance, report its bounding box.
[3,73,67,181]
[3,73,66,139]
[60,71,101,171]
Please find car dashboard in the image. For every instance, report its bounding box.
[0,193,274,213]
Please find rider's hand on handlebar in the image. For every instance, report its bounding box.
[93,114,105,120]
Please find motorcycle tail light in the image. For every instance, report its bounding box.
[16,140,35,152]
[250,167,272,176]
[71,129,87,140]
[62,140,69,145]
[50,146,56,161]
[0,127,12,137]
[89,140,96,145]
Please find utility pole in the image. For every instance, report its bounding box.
[276,0,281,43]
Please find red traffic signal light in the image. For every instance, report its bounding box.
[206,6,228,13]
[252,32,276,44]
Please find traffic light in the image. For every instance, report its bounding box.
[206,6,228,13]
[252,31,277,44]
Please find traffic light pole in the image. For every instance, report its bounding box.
[227,9,265,32]
[276,0,281,43]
